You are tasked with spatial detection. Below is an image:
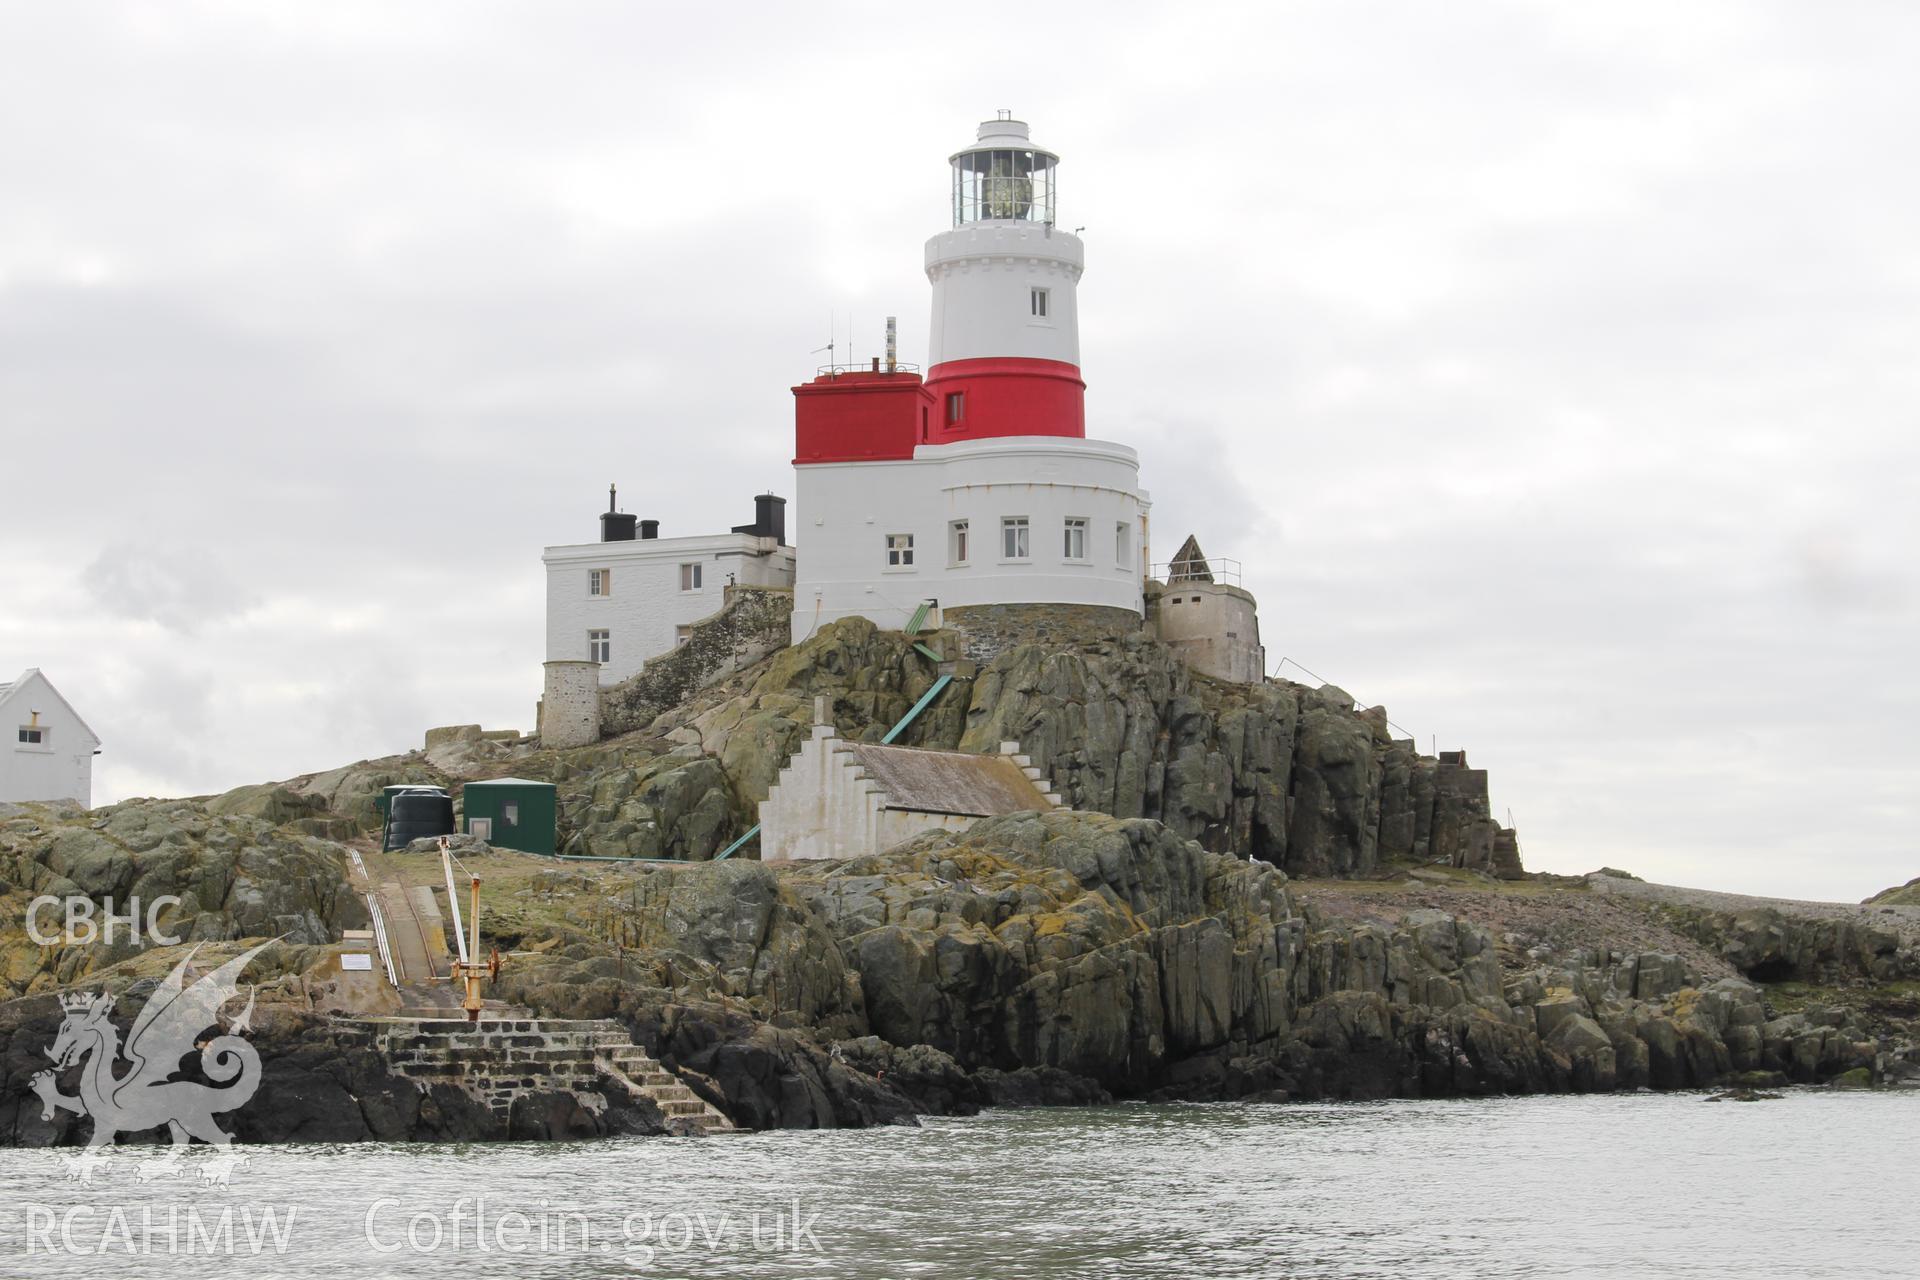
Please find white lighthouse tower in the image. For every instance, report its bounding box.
[924,113,1086,442]
[789,114,1150,641]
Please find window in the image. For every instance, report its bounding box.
[18,727,45,745]
[1116,522,1131,567]
[1063,517,1087,560]
[588,568,611,597]
[679,562,703,591]
[1002,516,1029,559]
[949,520,970,565]
[946,391,965,425]
[1031,287,1049,318]
[675,625,693,647]
[469,818,493,841]
[588,629,610,663]
[502,802,520,828]
[886,533,915,567]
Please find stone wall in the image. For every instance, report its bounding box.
[943,602,1143,666]
[600,586,793,738]
[343,1016,733,1135]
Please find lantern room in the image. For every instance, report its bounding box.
[951,113,1058,226]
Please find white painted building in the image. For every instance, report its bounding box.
[0,669,100,807]
[792,436,1148,639]
[543,490,794,686]
[789,114,1152,642]
[761,697,1060,860]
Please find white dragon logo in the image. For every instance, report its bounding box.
[30,940,272,1186]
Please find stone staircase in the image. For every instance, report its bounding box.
[340,1016,737,1136]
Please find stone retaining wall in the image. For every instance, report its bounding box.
[943,602,1143,666]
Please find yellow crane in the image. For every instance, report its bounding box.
[438,837,501,1021]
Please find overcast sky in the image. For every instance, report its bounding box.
[3,1,1915,900]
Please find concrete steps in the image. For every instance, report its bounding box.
[341,1016,737,1136]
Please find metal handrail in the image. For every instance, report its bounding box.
[364,893,401,986]
[814,361,923,377]
[1153,557,1244,586]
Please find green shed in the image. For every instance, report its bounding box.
[461,777,557,854]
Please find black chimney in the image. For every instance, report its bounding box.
[600,483,637,542]
[639,519,660,540]
[756,493,786,544]
[732,493,787,544]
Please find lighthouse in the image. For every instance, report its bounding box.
[923,113,1085,443]
[789,114,1151,641]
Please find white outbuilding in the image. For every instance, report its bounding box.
[0,669,101,807]
[760,697,1061,860]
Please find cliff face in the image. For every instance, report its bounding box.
[0,799,360,1000]
[490,810,1913,1126]
[3,618,1911,1145]
[569,616,1518,879]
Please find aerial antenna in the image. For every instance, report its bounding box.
[810,311,835,374]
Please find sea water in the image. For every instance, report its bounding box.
[0,1091,1911,1278]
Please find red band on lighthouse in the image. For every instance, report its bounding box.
[923,357,1086,443]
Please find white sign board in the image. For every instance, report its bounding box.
[340,953,374,971]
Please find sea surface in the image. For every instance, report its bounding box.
[0,1091,1911,1278]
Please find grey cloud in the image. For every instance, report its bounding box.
[2,0,1916,900]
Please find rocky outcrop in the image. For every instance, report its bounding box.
[187,618,1516,881]
[0,995,664,1147]
[599,585,795,738]
[0,799,362,999]
[485,810,1908,1126]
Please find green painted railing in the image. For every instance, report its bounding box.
[881,674,953,744]
[713,823,759,861]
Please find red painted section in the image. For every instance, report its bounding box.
[922,357,1085,443]
[792,371,934,463]
[793,358,1086,465]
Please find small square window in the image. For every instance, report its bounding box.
[589,568,611,596]
[1002,516,1029,560]
[18,727,45,745]
[946,391,965,425]
[675,625,693,647]
[680,562,703,591]
[1063,517,1087,560]
[502,802,520,828]
[588,629,611,662]
[950,520,970,565]
[887,533,915,567]
[1031,287,1049,318]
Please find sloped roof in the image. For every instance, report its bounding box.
[1167,535,1213,583]
[464,776,554,789]
[0,669,100,746]
[844,743,1050,817]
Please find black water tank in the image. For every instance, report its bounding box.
[384,788,454,851]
